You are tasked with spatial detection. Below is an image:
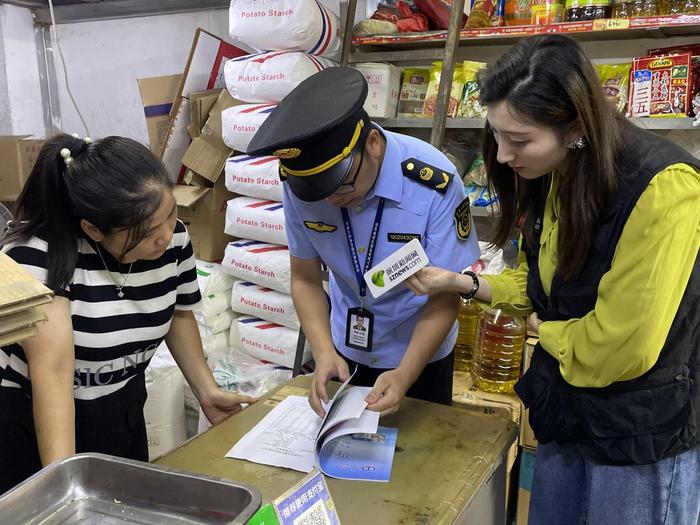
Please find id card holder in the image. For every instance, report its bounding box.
[345,307,374,352]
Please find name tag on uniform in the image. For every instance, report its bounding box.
[345,307,374,352]
[363,238,429,298]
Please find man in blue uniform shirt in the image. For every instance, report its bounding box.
[248,67,479,416]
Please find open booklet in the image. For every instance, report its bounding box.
[226,374,398,482]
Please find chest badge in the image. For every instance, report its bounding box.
[454,198,472,240]
[304,221,337,233]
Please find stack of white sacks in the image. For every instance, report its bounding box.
[220,0,342,369]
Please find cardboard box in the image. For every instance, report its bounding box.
[160,28,247,182]
[137,74,182,155]
[174,174,234,262]
[453,370,522,472]
[0,136,45,201]
[181,89,244,183]
[516,447,536,525]
[188,89,221,139]
[355,63,402,118]
[519,336,539,449]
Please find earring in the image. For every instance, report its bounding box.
[567,137,586,150]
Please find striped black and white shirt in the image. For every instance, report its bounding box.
[0,220,201,401]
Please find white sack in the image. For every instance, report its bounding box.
[225,51,335,103]
[229,0,341,59]
[225,155,283,201]
[221,239,291,294]
[224,197,287,246]
[144,349,186,460]
[231,281,299,329]
[230,315,311,368]
[222,103,276,153]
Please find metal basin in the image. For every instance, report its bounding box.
[0,453,261,524]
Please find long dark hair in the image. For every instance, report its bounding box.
[478,34,624,279]
[3,134,173,290]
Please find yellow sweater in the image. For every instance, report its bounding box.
[482,163,700,388]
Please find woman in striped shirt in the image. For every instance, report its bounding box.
[0,134,255,494]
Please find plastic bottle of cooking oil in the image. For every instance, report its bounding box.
[454,298,481,372]
[472,308,526,394]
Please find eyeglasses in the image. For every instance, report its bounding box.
[333,151,364,195]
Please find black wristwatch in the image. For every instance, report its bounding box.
[459,270,479,300]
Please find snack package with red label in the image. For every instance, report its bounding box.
[628,53,692,118]
[413,0,468,29]
[370,0,429,31]
[648,44,700,117]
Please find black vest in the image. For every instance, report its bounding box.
[515,123,700,465]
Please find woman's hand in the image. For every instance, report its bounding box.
[527,312,543,335]
[200,388,257,425]
[405,267,460,296]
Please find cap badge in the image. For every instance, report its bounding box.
[273,148,301,159]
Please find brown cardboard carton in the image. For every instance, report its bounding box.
[181,89,243,184]
[0,136,45,201]
[189,89,222,139]
[174,174,234,262]
[137,74,182,155]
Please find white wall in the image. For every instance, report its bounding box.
[52,9,232,144]
[0,5,44,137]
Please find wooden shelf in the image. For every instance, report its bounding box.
[350,15,700,62]
[375,117,698,130]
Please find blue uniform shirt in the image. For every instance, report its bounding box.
[283,126,480,368]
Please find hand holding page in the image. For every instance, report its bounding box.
[363,238,429,298]
[227,375,398,482]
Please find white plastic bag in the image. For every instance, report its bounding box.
[225,51,335,103]
[225,155,284,201]
[229,0,341,59]
[196,260,235,295]
[230,315,311,368]
[210,309,238,335]
[221,103,276,153]
[201,330,230,362]
[224,197,287,246]
[144,347,186,460]
[466,241,506,275]
[196,291,232,323]
[221,239,291,294]
[231,281,299,329]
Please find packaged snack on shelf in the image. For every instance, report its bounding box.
[492,0,506,25]
[413,0,466,28]
[647,44,700,117]
[463,155,487,186]
[467,0,497,27]
[629,53,692,118]
[397,68,430,118]
[224,52,336,104]
[228,0,341,59]
[594,63,633,113]
[423,62,465,118]
[465,182,498,207]
[505,0,530,25]
[458,61,488,118]
[355,62,403,118]
[530,0,564,25]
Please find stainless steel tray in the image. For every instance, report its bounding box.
[0,453,261,524]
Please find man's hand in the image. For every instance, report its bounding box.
[365,368,413,416]
[309,353,351,417]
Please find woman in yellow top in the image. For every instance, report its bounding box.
[408,35,700,525]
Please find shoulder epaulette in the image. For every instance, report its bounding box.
[401,158,452,194]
